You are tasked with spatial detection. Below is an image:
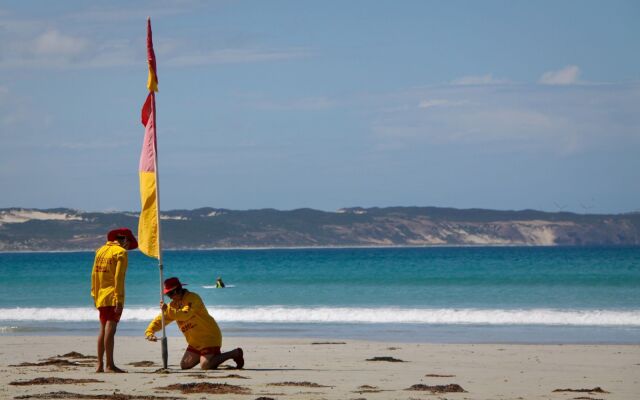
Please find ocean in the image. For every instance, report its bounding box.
[1,246,639,344]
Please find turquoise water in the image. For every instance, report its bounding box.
[1,247,639,343]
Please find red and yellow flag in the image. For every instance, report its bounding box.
[146,18,158,93]
[138,18,160,258]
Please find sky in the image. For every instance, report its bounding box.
[1,0,638,214]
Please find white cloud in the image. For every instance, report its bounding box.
[57,141,127,150]
[0,7,307,70]
[0,26,95,68]
[451,74,510,85]
[165,48,310,67]
[538,65,580,85]
[253,96,335,111]
[33,30,88,55]
[0,26,307,69]
[66,2,200,22]
[83,39,138,68]
[369,82,639,155]
[418,99,466,109]
[0,86,26,128]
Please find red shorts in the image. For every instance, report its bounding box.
[98,306,122,324]
[186,345,221,356]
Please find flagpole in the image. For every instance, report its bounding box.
[140,17,167,370]
[150,91,168,369]
[148,18,167,371]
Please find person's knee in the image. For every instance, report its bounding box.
[105,321,118,335]
[200,355,223,370]
[200,358,220,370]
[180,353,199,370]
[181,358,199,369]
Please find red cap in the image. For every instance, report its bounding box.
[163,277,187,294]
[107,228,138,250]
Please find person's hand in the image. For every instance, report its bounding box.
[160,301,168,312]
[114,302,123,313]
[146,334,158,342]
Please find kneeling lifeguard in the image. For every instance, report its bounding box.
[145,277,244,370]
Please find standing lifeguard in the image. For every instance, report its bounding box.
[91,228,138,373]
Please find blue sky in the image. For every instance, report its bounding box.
[1,0,638,213]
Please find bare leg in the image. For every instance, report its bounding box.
[200,348,244,370]
[104,321,125,373]
[96,322,105,372]
[180,349,201,370]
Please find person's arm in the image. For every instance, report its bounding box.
[113,251,128,308]
[90,248,102,307]
[145,311,174,340]
[165,295,200,321]
[90,261,97,306]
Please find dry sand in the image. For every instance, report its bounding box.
[0,336,638,399]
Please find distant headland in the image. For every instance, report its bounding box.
[0,207,638,251]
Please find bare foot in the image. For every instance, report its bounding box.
[233,348,244,369]
[105,365,127,373]
[95,365,104,373]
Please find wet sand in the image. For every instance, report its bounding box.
[0,336,638,399]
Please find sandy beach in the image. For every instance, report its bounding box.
[0,336,637,399]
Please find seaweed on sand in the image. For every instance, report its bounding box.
[10,377,102,386]
[267,381,331,388]
[365,356,405,362]
[406,383,466,393]
[11,359,81,367]
[58,352,97,360]
[156,382,251,395]
[14,391,183,399]
[553,387,609,394]
[128,361,155,367]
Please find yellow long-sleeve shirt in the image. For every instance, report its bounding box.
[145,291,222,350]
[91,241,128,308]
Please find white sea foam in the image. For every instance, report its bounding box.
[0,325,20,332]
[0,307,639,326]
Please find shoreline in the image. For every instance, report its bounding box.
[1,335,638,399]
[3,320,640,345]
[3,243,639,254]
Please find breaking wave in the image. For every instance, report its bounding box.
[0,307,639,326]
